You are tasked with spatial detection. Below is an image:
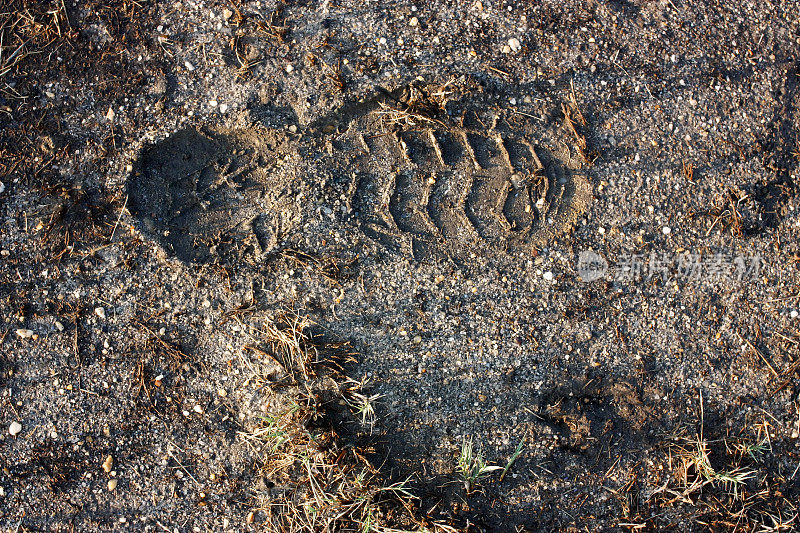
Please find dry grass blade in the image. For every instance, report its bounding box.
[375,101,445,130]
[0,1,70,84]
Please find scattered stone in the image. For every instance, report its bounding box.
[107,479,118,491]
[409,16,418,27]
[102,455,114,473]
[193,404,204,414]
[9,421,22,436]
[543,271,554,281]
[285,64,294,73]
[508,37,522,53]
[219,103,229,113]
[95,307,106,320]
[662,226,672,235]
[217,388,227,397]
[0,181,4,194]
[184,60,195,71]
[15,329,34,339]
[55,321,64,332]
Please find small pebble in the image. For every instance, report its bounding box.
[103,455,114,473]
[285,64,294,73]
[217,388,227,397]
[409,16,418,27]
[219,103,229,113]
[193,404,203,414]
[184,60,195,71]
[107,479,118,491]
[16,328,34,339]
[543,271,554,281]
[662,226,672,235]
[0,181,5,193]
[95,307,106,320]
[9,421,22,436]
[508,38,522,53]
[55,321,64,332]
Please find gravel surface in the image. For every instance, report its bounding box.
[2,0,800,531]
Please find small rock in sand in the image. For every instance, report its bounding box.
[15,329,34,339]
[9,421,22,436]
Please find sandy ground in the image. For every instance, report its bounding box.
[2,0,800,531]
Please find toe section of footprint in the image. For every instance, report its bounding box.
[330,86,593,262]
[128,127,303,265]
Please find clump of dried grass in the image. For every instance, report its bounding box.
[233,310,458,532]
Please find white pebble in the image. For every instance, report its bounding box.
[508,38,522,53]
[0,181,4,193]
[193,404,203,414]
[543,271,554,281]
[15,329,33,339]
[184,60,195,71]
[285,64,294,73]
[790,310,798,319]
[219,103,229,113]
[55,321,64,332]
[409,16,418,27]
[662,226,672,235]
[9,421,22,436]
[107,479,118,491]
[95,307,106,320]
